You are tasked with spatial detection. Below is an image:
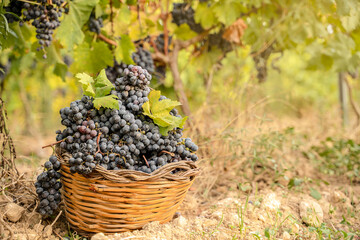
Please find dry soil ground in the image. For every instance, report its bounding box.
[1,111,360,240]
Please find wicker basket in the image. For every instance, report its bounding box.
[58,151,200,236]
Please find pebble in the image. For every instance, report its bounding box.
[282,231,291,240]
[27,212,42,227]
[331,191,347,203]
[4,203,25,222]
[173,216,187,227]
[299,200,323,227]
[291,223,300,234]
[33,223,44,232]
[43,225,53,238]
[262,193,281,212]
[92,232,110,240]
[211,211,223,221]
[352,195,359,205]
[13,234,37,240]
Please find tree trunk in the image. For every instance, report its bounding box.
[169,42,192,117]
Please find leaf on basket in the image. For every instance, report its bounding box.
[76,72,95,97]
[76,69,119,109]
[142,90,187,136]
[93,95,119,110]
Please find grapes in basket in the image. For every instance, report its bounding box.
[35,65,198,216]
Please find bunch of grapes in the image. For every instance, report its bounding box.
[63,55,73,67]
[4,0,24,23]
[34,155,62,216]
[132,48,155,73]
[253,46,272,83]
[106,47,155,83]
[4,0,66,57]
[171,3,203,33]
[55,65,198,175]
[155,34,173,54]
[154,65,166,80]
[106,60,128,83]
[88,13,103,34]
[112,65,151,113]
[23,0,65,54]
[208,30,232,52]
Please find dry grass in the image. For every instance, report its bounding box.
[2,95,360,239]
[184,100,360,216]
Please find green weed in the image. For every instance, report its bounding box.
[304,137,360,180]
[308,222,359,240]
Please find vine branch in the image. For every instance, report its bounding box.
[98,34,117,46]
[42,139,65,149]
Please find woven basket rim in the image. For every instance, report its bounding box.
[56,147,200,183]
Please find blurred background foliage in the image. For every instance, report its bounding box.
[0,0,359,136]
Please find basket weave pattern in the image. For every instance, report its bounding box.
[59,152,200,235]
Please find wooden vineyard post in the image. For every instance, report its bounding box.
[338,72,349,127]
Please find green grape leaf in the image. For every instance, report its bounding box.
[340,8,360,32]
[76,70,119,109]
[93,95,119,110]
[54,62,68,81]
[213,0,243,26]
[71,41,113,74]
[75,72,95,97]
[56,0,98,49]
[142,90,187,136]
[159,125,176,136]
[115,34,135,64]
[95,0,108,18]
[94,69,114,97]
[94,69,113,88]
[173,24,197,40]
[335,0,355,15]
[95,85,113,97]
[195,3,216,29]
[0,21,18,49]
[142,97,151,115]
[118,5,131,25]
[126,0,136,6]
[98,0,110,8]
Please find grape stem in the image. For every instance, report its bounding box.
[159,150,175,157]
[95,132,103,154]
[42,139,65,149]
[142,155,150,167]
[53,231,63,239]
[50,210,62,227]
[18,0,41,6]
